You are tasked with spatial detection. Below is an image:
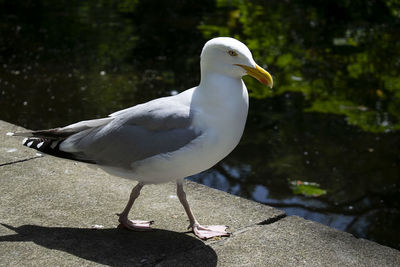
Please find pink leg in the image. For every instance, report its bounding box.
[117,182,153,231]
[176,181,230,240]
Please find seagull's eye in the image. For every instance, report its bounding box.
[228,50,238,56]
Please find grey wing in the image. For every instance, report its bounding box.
[109,95,192,130]
[60,97,200,168]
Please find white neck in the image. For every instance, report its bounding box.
[198,70,245,103]
[192,70,249,131]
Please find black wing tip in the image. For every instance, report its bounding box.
[22,137,96,164]
[22,137,61,154]
[13,127,73,139]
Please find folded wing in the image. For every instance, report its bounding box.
[16,96,200,167]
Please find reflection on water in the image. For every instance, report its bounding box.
[1,1,399,249]
[191,93,399,247]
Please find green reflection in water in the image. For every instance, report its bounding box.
[200,0,400,133]
[1,0,399,250]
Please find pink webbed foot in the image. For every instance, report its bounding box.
[192,224,230,240]
[118,215,153,231]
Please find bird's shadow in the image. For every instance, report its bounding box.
[0,223,217,266]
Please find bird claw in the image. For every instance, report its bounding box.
[118,217,154,231]
[191,224,230,240]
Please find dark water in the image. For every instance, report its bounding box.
[1,1,399,249]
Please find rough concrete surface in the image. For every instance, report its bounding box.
[1,120,399,266]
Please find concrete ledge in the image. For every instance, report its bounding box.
[1,120,399,266]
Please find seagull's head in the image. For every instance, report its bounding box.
[200,37,273,88]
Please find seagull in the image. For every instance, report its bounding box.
[13,37,273,240]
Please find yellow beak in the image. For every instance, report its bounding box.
[235,64,273,88]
